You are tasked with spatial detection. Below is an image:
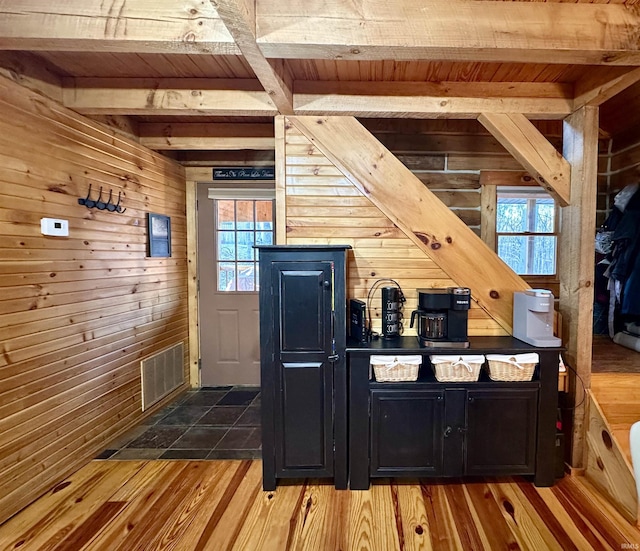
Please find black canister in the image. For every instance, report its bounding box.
[381,286,400,338]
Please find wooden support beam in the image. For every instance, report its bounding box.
[139,123,274,150]
[479,171,538,187]
[211,0,294,114]
[295,82,573,119]
[288,116,530,333]
[574,67,640,109]
[478,113,571,206]
[257,0,640,65]
[274,116,287,244]
[559,105,599,469]
[185,169,200,389]
[61,78,277,116]
[0,0,239,54]
[480,184,497,251]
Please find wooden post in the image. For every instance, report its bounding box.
[479,173,497,250]
[275,115,287,244]
[559,105,598,468]
[185,169,201,388]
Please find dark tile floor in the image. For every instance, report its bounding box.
[95,386,262,460]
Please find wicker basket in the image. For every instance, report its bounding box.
[429,355,484,382]
[370,355,421,382]
[485,353,539,381]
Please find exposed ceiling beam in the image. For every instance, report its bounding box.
[294,81,574,119]
[0,0,239,55]
[62,78,575,118]
[573,67,640,109]
[138,122,274,150]
[478,113,571,206]
[61,78,278,116]
[211,0,294,114]
[257,0,640,65]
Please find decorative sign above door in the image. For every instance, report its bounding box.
[212,167,275,181]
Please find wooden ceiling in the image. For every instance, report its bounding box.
[0,0,639,143]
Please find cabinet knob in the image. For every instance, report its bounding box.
[444,426,452,438]
[323,280,330,288]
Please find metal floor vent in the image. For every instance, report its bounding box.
[141,342,185,411]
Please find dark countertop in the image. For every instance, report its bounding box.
[346,335,564,355]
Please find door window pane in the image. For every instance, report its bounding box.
[237,263,256,291]
[218,262,236,291]
[236,201,255,230]
[214,198,274,291]
[256,201,274,230]
[217,231,235,261]
[237,231,255,261]
[217,200,235,230]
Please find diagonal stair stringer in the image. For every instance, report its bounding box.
[288,115,529,333]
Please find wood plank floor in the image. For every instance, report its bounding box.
[0,460,639,550]
[592,334,640,373]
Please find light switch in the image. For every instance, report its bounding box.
[41,218,69,237]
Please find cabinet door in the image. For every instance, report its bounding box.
[465,388,538,476]
[370,389,444,477]
[273,261,334,476]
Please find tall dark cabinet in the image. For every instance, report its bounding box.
[257,245,350,491]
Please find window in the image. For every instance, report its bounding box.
[214,197,274,291]
[496,188,557,276]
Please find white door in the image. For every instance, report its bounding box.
[197,183,275,386]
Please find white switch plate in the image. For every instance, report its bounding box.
[41,218,69,237]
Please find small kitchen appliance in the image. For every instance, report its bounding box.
[410,287,471,347]
[513,289,562,347]
[349,298,368,342]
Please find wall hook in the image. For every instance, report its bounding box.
[95,187,107,210]
[106,189,116,212]
[78,183,96,208]
[115,191,126,213]
[77,185,125,213]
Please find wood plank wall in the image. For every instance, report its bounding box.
[0,75,188,523]
[282,118,505,336]
[606,131,640,205]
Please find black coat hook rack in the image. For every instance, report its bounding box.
[78,184,126,213]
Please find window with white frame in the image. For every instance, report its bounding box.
[496,187,558,276]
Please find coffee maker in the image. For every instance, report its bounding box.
[513,289,562,347]
[410,287,471,347]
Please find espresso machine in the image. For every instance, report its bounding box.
[410,287,471,347]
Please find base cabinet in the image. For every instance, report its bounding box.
[370,386,538,478]
[348,337,561,490]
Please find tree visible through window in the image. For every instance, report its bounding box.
[215,199,274,291]
[496,189,557,275]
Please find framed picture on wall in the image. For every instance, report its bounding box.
[147,213,171,257]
